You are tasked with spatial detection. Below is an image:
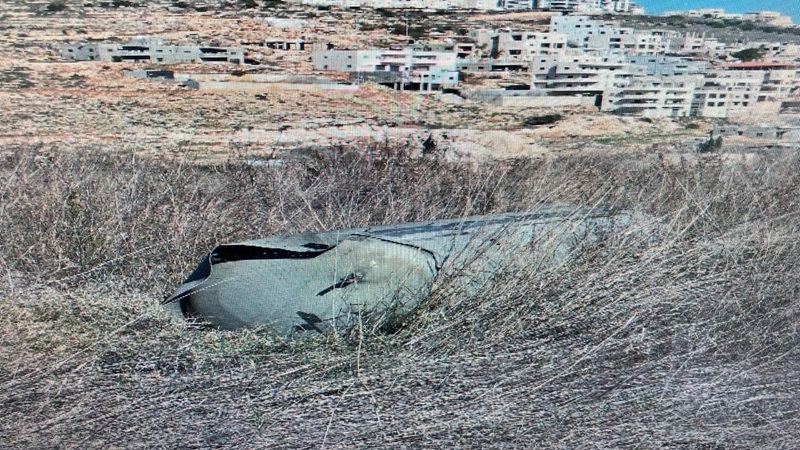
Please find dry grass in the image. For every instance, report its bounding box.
[1,143,799,448]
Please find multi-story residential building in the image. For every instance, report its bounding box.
[550,15,621,47]
[502,0,533,10]
[601,75,702,117]
[691,62,799,117]
[587,31,669,55]
[470,29,568,60]
[551,16,673,56]
[530,54,630,95]
[662,8,729,19]
[312,47,459,90]
[552,16,734,58]
[536,0,633,13]
[626,55,708,77]
[678,32,724,57]
[59,37,246,64]
[743,11,793,26]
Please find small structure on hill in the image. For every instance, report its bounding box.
[58,37,247,65]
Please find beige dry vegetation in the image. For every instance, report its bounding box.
[2,142,800,448]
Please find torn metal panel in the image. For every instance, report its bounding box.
[164,205,635,334]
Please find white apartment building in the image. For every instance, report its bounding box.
[586,31,668,55]
[530,54,630,95]
[536,0,632,13]
[662,9,727,19]
[312,47,459,90]
[470,29,568,60]
[551,15,670,56]
[744,11,793,26]
[602,75,702,117]
[679,32,724,57]
[626,55,708,77]
[691,62,799,117]
[59,37,247,64]
[550,15,621,47]
[502,0,533,10]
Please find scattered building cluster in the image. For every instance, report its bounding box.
[660,9,794,27]
[313,45,459,90]
[55,5,800,121]
[313,13,800,118]
[286,0,641,13]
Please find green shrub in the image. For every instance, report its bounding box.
[698,135,723,153]
[46,1,68,11]
[731,47,764,62]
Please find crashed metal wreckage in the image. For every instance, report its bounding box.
[164,205,636,334]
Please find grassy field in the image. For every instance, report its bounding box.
[1,142,799,448]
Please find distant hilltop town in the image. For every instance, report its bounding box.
[284,0,643,13]
[311,13,800,119]
[661,9,793,27]
[57,6,800,121]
